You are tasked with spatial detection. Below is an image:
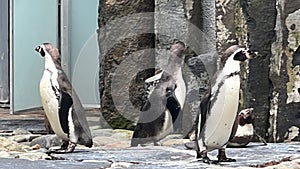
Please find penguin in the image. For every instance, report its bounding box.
[131,41,186,146]
[227,108,254,147]
[194,45,255,163]
[35,42,93,153]
[184,108,254,149]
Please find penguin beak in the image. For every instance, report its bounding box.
[242,48,257,59]
[35,45,45,57]
[35,46,41,53]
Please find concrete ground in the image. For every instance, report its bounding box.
[0,108,300,169]
[0,107,101,132]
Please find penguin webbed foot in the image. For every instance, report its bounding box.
[196,150,235,164]
[218,157,236,162]
[47,141,77,154]
[202,156,217,164]
[199,156,227,164]
[198,155,219,164]
[217,148,236,162]
[196,151,215,164]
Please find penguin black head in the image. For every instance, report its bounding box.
[233,48,255,62]
[221,45,255,66]
[170,41,186,59]
[35,42,62,66]
[238,108,254,126]
[35,45,46,57]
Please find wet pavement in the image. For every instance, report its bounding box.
[0,143,299,169]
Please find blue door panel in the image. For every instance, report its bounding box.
[13,0,57,111]
[70,0,99,107]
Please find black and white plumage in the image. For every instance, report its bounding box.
[195,45,255,163]
[131,42,186,146]
[227,108,254,147]
[35,43,93,153]
[184,108,254,149]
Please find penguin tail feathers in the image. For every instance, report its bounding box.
[130,137,150,147]
[78,133,93,148]
[130,130,145,147]
[131,129,153,147]
[85,139,93,148]
[130,139,139,147]
[78,137,93,148]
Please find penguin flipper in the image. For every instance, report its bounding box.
[199,91,212,133]
[194,91,212,158]
[71,91,93,147]
[131,100,157,146]
[166,90,181,126]
[57,71,93,147]
[58,90,73,135]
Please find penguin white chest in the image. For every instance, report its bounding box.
[235,123,254,137]
[156,110,173,141]
[174,70,186,108]
[40,70,69,141]
[203,75,240,148]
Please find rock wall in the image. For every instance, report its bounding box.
[216,0,300,142]
[98,0,300,142]
[98,0,155,129]
[268,0,300,142]
[241,0,277,141]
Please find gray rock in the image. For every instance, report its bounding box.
[9,134,41,143]
[12,128,31,135]
[0,151,10,158]
[16,152,49,161]
[162,134,184,141]
[91,128,113,137]
[30,135,61,148]
[0,137,30,152]
[93,136,118,147]
[111,129,133,139]
[103,141,131,148]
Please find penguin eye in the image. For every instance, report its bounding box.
[40,48,45,57]
[40,48,46,56]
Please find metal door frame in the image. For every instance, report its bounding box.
[0,0,10,108]
[9,0,14,113]
[58,0,71,78]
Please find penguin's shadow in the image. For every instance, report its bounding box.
[46,149,91,155]
[227,143,268,149]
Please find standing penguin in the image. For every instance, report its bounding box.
[227,108,254,147]
[184,109,254,149]
[195,45,255,163]
[35,42,93,153]
[131,42,186,146]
